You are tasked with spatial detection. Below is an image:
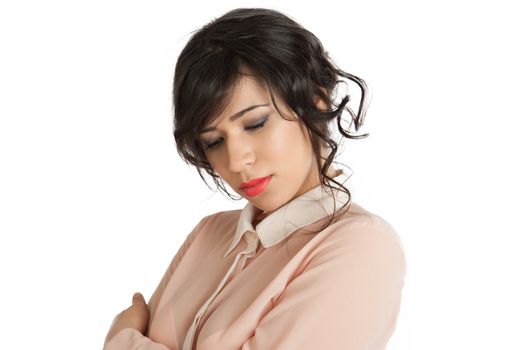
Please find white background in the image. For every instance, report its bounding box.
[1,1,525,349]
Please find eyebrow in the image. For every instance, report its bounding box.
[199,103,270,134]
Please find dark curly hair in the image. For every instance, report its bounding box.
[172,7,370,227]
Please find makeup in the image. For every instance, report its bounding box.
[240,175,272,196]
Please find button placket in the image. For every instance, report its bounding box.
[181,229,260,350]
[236,230,259,272]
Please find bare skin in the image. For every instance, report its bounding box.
[199,74,338,224]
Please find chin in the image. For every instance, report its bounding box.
[255,196,290,213]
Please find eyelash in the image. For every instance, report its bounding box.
[204,117,268,150]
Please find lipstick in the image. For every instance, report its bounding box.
[240,175,272,197]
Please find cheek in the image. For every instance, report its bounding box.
[263,122,310,163]
[206,153,226,176]
[264,127,287,159]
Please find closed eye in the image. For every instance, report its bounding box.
[204,116,268,150]
[246,118,267,131]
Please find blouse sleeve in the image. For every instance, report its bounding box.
[240,218,407,350]
[103,214,212,350]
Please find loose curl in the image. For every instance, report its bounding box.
[172,7,371,228]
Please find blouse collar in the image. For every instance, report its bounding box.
[223,168,352,258]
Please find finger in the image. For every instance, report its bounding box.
[132,292,146,305]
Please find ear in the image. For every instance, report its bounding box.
[313,87,330,111]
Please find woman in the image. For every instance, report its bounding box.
[103,8,406,350]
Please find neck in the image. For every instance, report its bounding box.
[252,208,268,227]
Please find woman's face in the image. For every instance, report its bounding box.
[199,75,327,213]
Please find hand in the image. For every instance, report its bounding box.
[104,292,150,345]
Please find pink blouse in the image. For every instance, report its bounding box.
[103,169,407,349]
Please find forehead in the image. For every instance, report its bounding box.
[220,75,270,116]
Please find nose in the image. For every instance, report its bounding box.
[225,134,255,173]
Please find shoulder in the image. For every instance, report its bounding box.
[313,202,406,274]
[195,208,243,232]
[331,202,404,248]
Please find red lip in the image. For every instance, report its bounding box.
[240,175,272,189]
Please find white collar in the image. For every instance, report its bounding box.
[223,168,352,258]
